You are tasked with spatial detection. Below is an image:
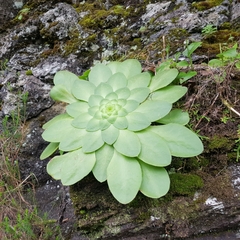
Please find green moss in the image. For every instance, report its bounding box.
[169,173,204,196]
[192,0,224,11]
[208,135,233,151]
[25,70,33,75]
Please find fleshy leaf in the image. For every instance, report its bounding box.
[86,117,101,131]
[71,113,93,129]
[88,95,104,107]
[89,63,112,86]
[107,61,125,75]
[150,124,204,157]
[157,109,189,125]
[137,130,171,166]
[72,80,95,101]
[47,148,96,185]
[94,82,113,97]
[40,142,59,160]
[137,100,172,122]
[66,101,89,118]
[127,72,151,90]
[139,161,170,198]
[120,59,142,78]
[126,112,151,131]
[107,150,142,204]
[93,144,114,182]
[123,100,139,113]
[59,128,86,151]
[113,116,128,129]
[150,85,187,103]
[129,87,150,103]
[50,85,77,103]
[101,124,119,145]
[42,115,74,142]
[107,72,128,90]
[114,130,141,157]
[115,87,131,99]
[53,70,80,92]
[149,68,179,91]
[82,130,104,153]
[42,113,69,130]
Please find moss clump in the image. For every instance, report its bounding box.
[208,135,233,151]
[25,69,33,75]
[192,0,224,11]
[169,173,204,196]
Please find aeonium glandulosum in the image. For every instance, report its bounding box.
[40,59,203,204]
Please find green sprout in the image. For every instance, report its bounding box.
[201,24,217,38]
[40,59,203,204]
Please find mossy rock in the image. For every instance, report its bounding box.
[169,173,204,196]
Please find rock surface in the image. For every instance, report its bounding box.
[0,0,240,239]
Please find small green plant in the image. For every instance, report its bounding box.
[235,125,240,162]
[208,43,240,68]
[25,69,33,76]
[202,24,217,38]
[17,8,30,21]
[40,59,203,204]
[158,41,202,84]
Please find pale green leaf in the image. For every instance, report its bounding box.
[40,142,59,160]
[86,117,101,131]
[113,116,128,129]
[94,82,113,97]
[42,113,69,130]
[42,115,74,142]
[107,61,125,75]
[208,59,224,68]
[99,119,111,130]
[89,63,112,86]
[88,106,100,117]
[115,87,131,99]
[157,109,189,125]
[105,92,118,100]
[120,59,142,78]
[139,161,170,198]
[114,130,141,157]
[47,148,96,185]
[128,87,150,103]
[88,95,104,107]
[66,101,89,118]
[46,155,64,180]
[50,85,77,103]
[149,68,179,91]
[137,100,172,122]
[150,124,203,157]
[150,85,187,103]
[82,130,104,153]
[123,100,139,113]
[71,113,93,129]
[107,150,142,204]
[127,72,151,90]
[137,130,171,166]
[183,42,202,58]
[126,112,151,131]
[107,72,128,90]
[72,80,95,101]
[93,144,114,182]
[53,70,80,92]
[101,124,119,144]
[59,127,86,151]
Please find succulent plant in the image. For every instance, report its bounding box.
[40,59,203,204]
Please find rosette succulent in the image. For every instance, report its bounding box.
[40,59,203,204]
